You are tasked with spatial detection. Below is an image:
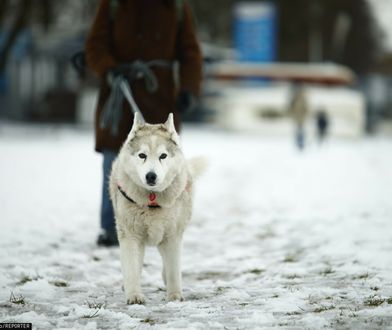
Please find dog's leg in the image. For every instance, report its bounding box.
[158,238,183,301]
[162,265,167,286]
[119,237,145,304]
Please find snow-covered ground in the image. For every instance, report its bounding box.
[1,123,392,329]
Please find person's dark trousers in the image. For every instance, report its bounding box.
[98,149,118,246]
[296,126,305,151]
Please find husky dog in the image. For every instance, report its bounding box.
[109,113,204,304]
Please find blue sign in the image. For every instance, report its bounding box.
[234,2,277,62]
[0,29,32,60]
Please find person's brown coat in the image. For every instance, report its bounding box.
[85,0,203,152]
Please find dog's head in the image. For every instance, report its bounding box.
[119,113,183,192]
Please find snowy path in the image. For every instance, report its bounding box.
[1,124,392,329]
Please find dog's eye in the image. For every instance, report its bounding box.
[159,153,167,160]
[138,153,147,159]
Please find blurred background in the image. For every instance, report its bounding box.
[0,0,392,139]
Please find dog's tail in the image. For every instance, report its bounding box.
[187,156,208,180]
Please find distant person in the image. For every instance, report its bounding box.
[289,84,308,150]
[316,110,329,143]
[85,0,203,246]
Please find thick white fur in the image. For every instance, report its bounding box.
[109,113,204,304]
[187,156,208,180]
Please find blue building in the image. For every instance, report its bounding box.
[234,2,277,63]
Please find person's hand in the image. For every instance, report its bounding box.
[107,68,124,86]
[176,91,197,115]
[106,64,132,86]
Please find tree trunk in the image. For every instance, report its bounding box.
[0,0,33,74]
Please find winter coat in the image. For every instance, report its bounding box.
[85,0,203,152]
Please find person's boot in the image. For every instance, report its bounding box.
[97,229,119,247]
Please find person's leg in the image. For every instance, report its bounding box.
[98,149,118,246]
[296,125,305,150]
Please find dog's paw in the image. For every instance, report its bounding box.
[126,293,146,305]
[167,292,184,302]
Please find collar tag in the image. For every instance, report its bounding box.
[148,192,159,206]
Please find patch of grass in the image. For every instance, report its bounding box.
[196,271,227,280]
[17,274,42,285]
[81,308,100,319]
[364,295,385,307]
[9,292,25,305]
[387,298,392,304]
[50,280,68,287]
[256,227,276,239]
[92,256,101,261]
[0,303,12,309]
[284,285,300,292]
[346,308,359,318]
[141,318,156,325]
[319,267,334,276]
[17,276,32,285]
[307,294,317,305]
[283,255,297,263]
[49,243,59,249]
[286,311,301,316]
[247,268,265,275]
[86,301,104,309]
[186,293,204,301]
[353,272,370,280]
[313,305,335,313]
[371,286,380,291]
[285,274,301,280]
[82,301,104,319]
[216,286,226,293]
[278,322,290,327]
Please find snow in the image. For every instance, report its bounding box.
[1,122,392,329]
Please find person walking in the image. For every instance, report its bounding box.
[290,84,308,150]
[85,0,203,246]
[315,109,329,143]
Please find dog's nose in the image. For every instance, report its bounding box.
[146,171,157,185]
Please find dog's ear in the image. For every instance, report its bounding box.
[127,112,143,141]
[164,113,180,145]
[164,113,176,132]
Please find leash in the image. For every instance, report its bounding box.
[101,60,173,136]
[117,185,161,209]
[117,179,192,209]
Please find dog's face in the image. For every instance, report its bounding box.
[120,113,183,192]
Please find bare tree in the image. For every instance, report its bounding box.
[191,0,384,73]
[0,0,32,73]
[0,0,98,74]
[0,0,384,75]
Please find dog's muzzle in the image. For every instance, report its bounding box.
[146,171,157,186]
